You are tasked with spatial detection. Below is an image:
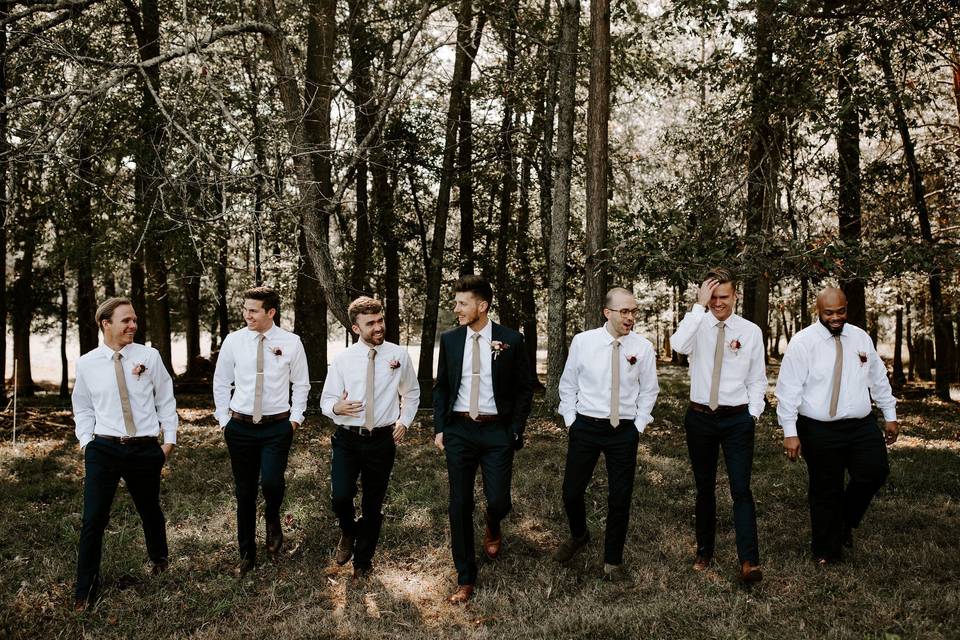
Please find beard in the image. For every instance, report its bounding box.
[819,318,845,336]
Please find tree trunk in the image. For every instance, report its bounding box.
[742,0,779,357]
[537,0,558,268]
[583,0,610,329]
[545,0,581,409]
[130,251,147,344]
[893,290,906,389]
[11,193,37,396]
[348,0,374,297]
[906,297,915,381]
[59,257,70,397]
[215,190,230,347]
[126,0,173,374]
[878,38,954,400]
[836,29,866,329]
[517,110,540,388]
[0,4,7,402]
[417,0,478,394]
[494,2,518,328]
[183,268,202,378]
[457,12,486,277]
[74,142,98,355]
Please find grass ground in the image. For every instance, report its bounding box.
[1,364,958,639]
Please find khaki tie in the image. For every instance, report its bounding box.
[709,321,726,411]
[253,334,265,423]
[365,348,377,429]
[113,352,137,436]
[829,335,843,417]
[469,333,482,420]
[610,339,621,426]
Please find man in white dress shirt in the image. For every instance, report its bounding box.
[321,297,419,579]
[670,268,766,583]
[72,297,178,610]
[213,286,310,576]
[554,287,659,580]
[776,287,898,564]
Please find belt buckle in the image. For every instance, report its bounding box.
[119,436,131,444]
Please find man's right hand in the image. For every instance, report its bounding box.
[434,433,444,451]
[697,278,719,307]
[783,436,801,462]
[333,390,363,417]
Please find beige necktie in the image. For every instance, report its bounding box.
[253,334,265,423]
[365,348,377,429]
[113,352,136,436]
[709,321,726,411]
[469,333,481,420]
[610,339,621,426]
[829,335,843,417]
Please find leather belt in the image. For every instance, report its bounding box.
[689,402,749,417]
[230,410,291,424]
[94,434,158,445]
[339,425,392,437]
[576,413,634,427]
[452,412,500,423]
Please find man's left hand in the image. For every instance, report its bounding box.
[393,423,407,443]
[512,432,524,451]
[291,421,301,431]
[161,443,175,461]
[884,421,899,445]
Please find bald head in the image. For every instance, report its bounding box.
[816,287,848,336]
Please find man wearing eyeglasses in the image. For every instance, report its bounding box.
[670,267,766,584]
[553,287,659,580]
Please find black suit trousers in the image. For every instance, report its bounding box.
[75,437,168,600]
[443,416,514,585]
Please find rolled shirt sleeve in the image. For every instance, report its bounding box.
[557,335,581,427]
[72,367,96,449]
[633,340,659,432]
[212,334,236,427]
[398,352,420,427]
[775,342,807,438]
[669,304,706,356]
[150,351,179,445]
[746,325,768,419]
[867,347,897,423]
[288,338,311,424]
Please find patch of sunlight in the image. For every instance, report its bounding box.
[399,506,432,529]
[893,435,960,453]
[376,567,443,603]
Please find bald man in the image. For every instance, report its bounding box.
[775,288,898,564]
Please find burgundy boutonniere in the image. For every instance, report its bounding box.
[389,359,401,370]
[270,346,283,357]
[625,354,637,366]
[490,340,510,360]
[729,338,742,355]
[132,363,148,379]
[858,351,868,365]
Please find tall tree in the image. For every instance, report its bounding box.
[0,0,7,402]
[348,0,374,297]
[73,141,99,354]
[877,37,954,401]
[417,0,478,394]
[584,0,610,329]
[742,0,779,355]
[458,10,486,277]
[545,0,581,408]
[494,1,518,328]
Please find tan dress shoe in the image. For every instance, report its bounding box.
[483,525,502,559]
[739,561,763,583]
[447,584,474,604]
[335,534,354,565]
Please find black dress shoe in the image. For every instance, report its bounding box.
[553,532,590,563]
[234,557,256,578]
[335,534,355,565]
[266,519,284,555]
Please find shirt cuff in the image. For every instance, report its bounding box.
[215,411,230,428]
[162,428,177,446]
[562,412,576,428]
[881,408,897,423]
[781,421,798,438]
[78,433,94,448]
[635,419,650,433]
[290,412,306,425]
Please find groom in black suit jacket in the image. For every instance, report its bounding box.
[433,274,534,604]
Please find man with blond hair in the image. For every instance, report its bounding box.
[72,297,178,610]
[321,296,419,579]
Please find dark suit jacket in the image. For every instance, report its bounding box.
[432,322,534,438]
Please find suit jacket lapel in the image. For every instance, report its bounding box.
[449,325,466,401]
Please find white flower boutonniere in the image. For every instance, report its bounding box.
[132,363,148,379]
[490,340,510,361]
[729,337,742,356]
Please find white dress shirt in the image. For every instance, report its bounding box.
[558,326,660,432]
[670,305,767,418]
[320,340,420,428]
[451,320,498,415]
[213,324,311,427]
[72,343,178,448]
[775,322,897,438]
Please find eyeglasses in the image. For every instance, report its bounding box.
[606,307,639,318]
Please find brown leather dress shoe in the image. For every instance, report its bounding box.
[447,584,474,604]
[739,561,763,584]
[73,597,90,613]
[692,554,713,571]
[483,525,502,560]
[266,519,283,555]
[335,534,354,565]
[552,532,590,563]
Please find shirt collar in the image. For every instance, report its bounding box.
[601,325,630,345]
[98,343,135,360]
[709,311,737,327]
[813,321,846,340]
[469,320,493,342]
[248,324,278,341]
[358,338,382,353]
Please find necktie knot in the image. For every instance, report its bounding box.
[113,351,122,361]
[368,348,377,360]
[717,321,725,329]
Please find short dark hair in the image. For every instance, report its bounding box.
[704,267,736,288]
[95,297,134,332]
[453,274,493,306]
[243,286,281,315]
[348,296,384,325]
